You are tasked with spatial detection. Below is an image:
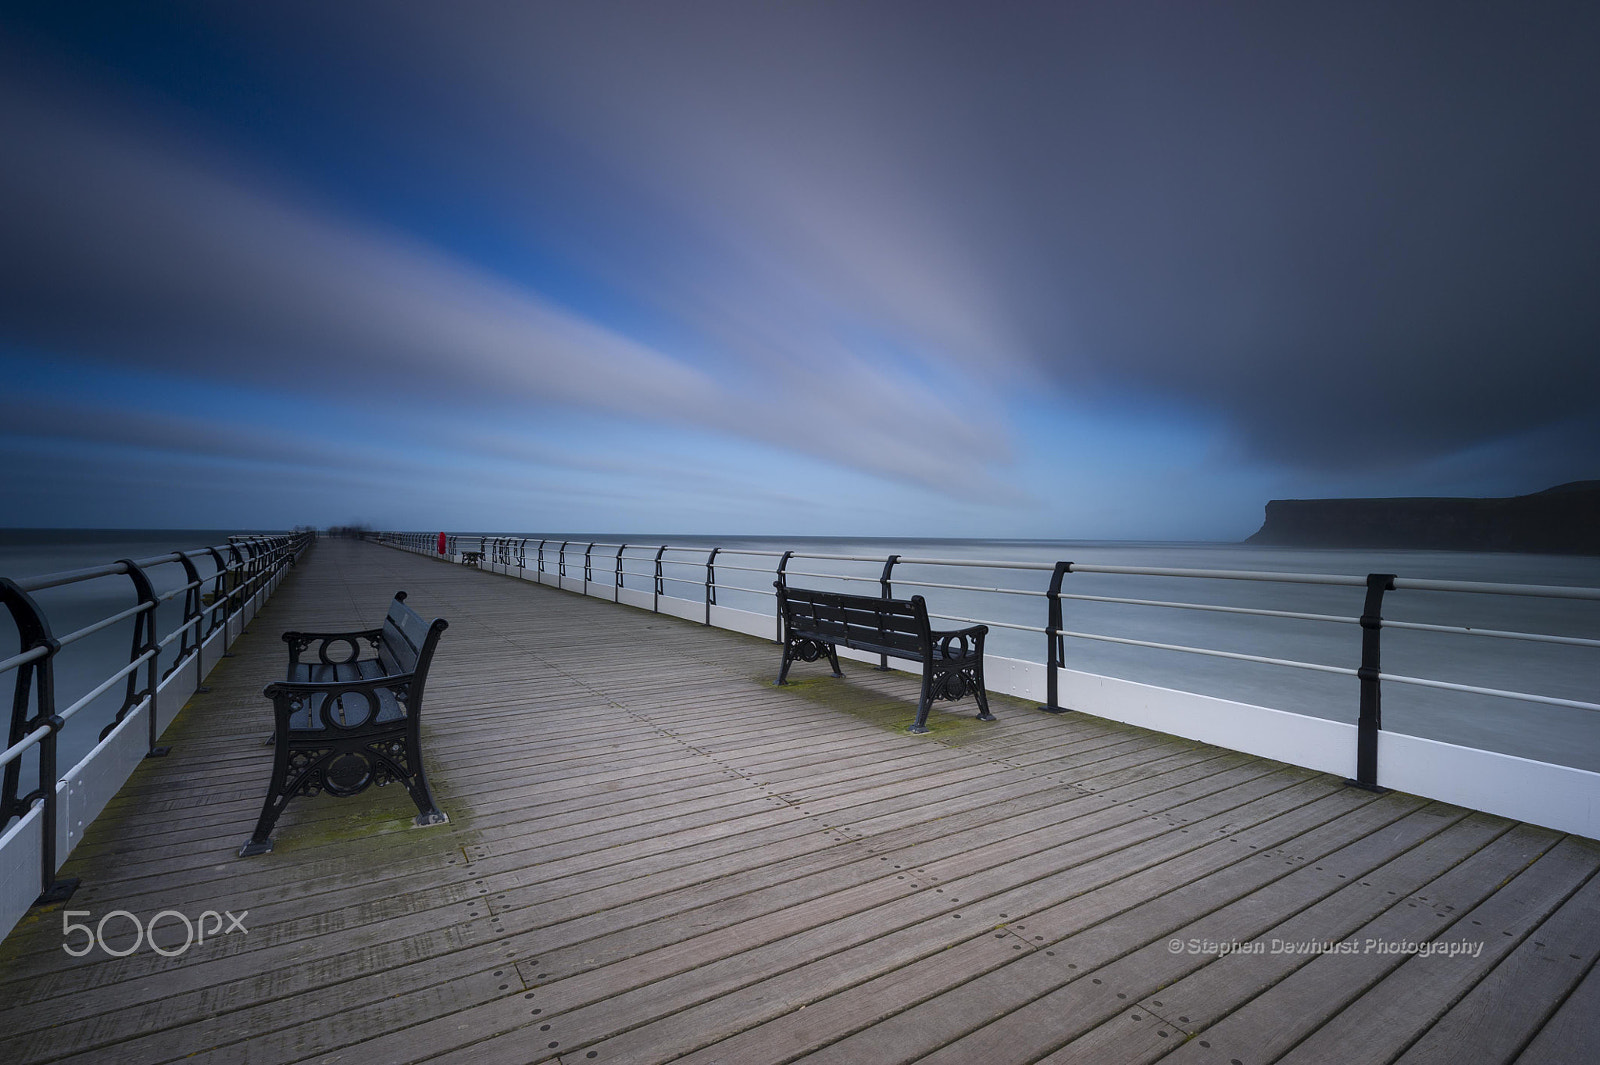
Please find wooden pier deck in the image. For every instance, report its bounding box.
[1,538,1597,1065]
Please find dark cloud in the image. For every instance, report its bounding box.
[4,0,1596,510]
[0,54,1011,502]
[347,0,1598,473]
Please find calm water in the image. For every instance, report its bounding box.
[4,532,1598,797]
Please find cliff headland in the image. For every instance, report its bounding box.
[1246,481,1600,555]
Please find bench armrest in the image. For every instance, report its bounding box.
[282,627,384,642]
[265,672,411,694]
[263,672,417,730]
[282,628,385,668]
[929,624,988,657]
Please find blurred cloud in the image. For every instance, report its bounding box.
[346,0,1600,471]
[2,2,1596,535]
[0,55,1008,501]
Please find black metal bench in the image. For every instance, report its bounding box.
[775,582,994,734]
[240,591,448,855]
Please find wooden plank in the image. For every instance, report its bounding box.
[1273,836,1600,1065]
[1154,832,1596,1065]
[1392,865,1600,1064]
[0,538,1590,1065]
[1515,954,1600,1065]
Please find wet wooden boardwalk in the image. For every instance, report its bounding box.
[2,538,1597,1065]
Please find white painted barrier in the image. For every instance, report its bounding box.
[377,535,1600,841]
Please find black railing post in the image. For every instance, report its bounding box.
[584,543,595,592]
[558,541,569,579]
[775,550,794,642]
[165,551,204,683]
[223,543,246,650]
[0,577,78,904]
[653,546,667,612]
[201,546,229,643]
[240,540,261,605]
[705,548,720,625]
[1,580,51,823]
[537,539,546,575]
[1349,573,1396,792]
[36,709,74,904]
[876,554,900,670]
[1038,561,1074,713]
[101,559,167,756]
[615,544,627,600]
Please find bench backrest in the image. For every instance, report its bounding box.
[777,583,930,659]
[378,591,448,686]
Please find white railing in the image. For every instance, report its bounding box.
[377,532,1599,840]
[0,532,314,940]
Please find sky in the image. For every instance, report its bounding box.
[2,2,1596,540]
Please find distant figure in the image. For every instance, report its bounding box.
[437,531,447,555]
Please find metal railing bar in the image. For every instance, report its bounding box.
[127,549,213,571]
[155,578,205,605]
[0,724,53,772]
[788,552,904,563]
[1392,577,1600,601]
[894,578,1047,597]
[927,612,1046,634]
[54,600,158,649]
[156,614,205,651]
[710,583,775,597]
[711,562,781,575]
[1378,673,1600,713]
[16,562,131,591]
[782,569,878,583]
[1067,563,1372,586]
[892,556,1058,571]
[894,556,1378,586]
[1054,629,1360,676]
[58,649,157,724]
[1053,592,1359,626]
[710,549,786,557]
[16,545,252,593]
[1379,619,1600,649]
[0,646,50,676]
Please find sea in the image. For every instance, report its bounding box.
[4,530,1598,802]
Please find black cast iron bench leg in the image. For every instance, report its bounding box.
[776,637,843,686]
[910,667,936,734]
[240,749,294,856]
